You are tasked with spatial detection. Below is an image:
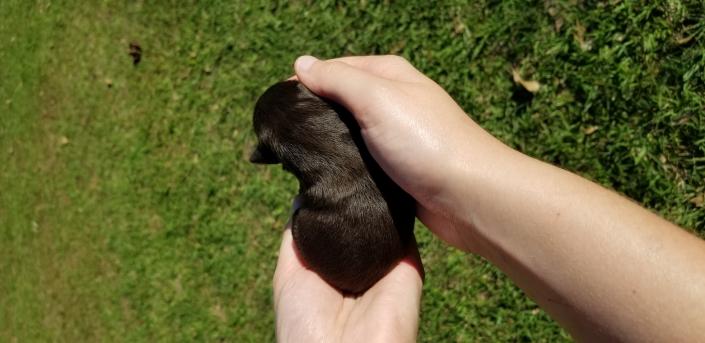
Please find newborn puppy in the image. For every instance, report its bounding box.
[250,80,416,294]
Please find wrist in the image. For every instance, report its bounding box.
[420,121,525,254]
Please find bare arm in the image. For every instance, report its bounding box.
[294,55,705,342]
[450,134,705,342]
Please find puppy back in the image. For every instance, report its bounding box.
[252,80,416,294]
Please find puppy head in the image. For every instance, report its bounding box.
[250,82,291,165]
[250,80,308,165]
[249,80,355,167]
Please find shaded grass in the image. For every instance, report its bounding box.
[1,1,703,341]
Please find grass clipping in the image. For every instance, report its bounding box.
[512,68,541,93]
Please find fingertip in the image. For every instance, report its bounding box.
[294,55,318,74]
[400,249,425,283]
[273,228,297,291]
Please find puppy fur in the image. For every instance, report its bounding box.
[250,80,416,294]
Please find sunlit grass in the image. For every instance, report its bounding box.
[1,1,702,341]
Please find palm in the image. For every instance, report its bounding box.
[273,228,423,343]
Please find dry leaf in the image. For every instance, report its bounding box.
[58,136,69,146]
[675,35,693,46]
[453,16,466,35]
[574,21,592,50]
[554,17,564,32]
[544,0,563,31]
[677,116,690,125]
[583,126,599,135]
[689,194,704,207]
[574,21,585,43]
[512,69,541,93]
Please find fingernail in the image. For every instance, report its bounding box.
[295,55,317,72]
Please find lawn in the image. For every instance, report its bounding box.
[1,1,703,341]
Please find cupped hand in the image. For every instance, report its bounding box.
[294,55,508,252]
[273,221,423,343]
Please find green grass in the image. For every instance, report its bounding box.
[1,1,703,341]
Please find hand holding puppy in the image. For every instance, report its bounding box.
[275,55,705,342]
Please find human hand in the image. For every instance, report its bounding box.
[294,55,510,253]
[273,218,423,342]
[293,56,705,343]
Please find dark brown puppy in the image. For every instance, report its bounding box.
[250,80,416,294]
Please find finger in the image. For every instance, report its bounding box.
[294,55,388,115]
[325,55,426,83]
[391,235,425,288]
[366,236,424,300]
[361,241,423,339]
[273,197,305,296]
[272,196,304,301]
[275,197,304,268]
[273,228,298,295]
[387,257,424,313]
[401,234,425,282]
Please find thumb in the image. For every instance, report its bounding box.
[294,55,383,117]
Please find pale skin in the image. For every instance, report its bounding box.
[273,55,705,342]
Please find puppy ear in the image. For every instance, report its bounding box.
[249,144,279,164]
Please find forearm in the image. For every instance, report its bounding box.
[451,133,705,341]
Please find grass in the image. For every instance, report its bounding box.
[1,0,703,341]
